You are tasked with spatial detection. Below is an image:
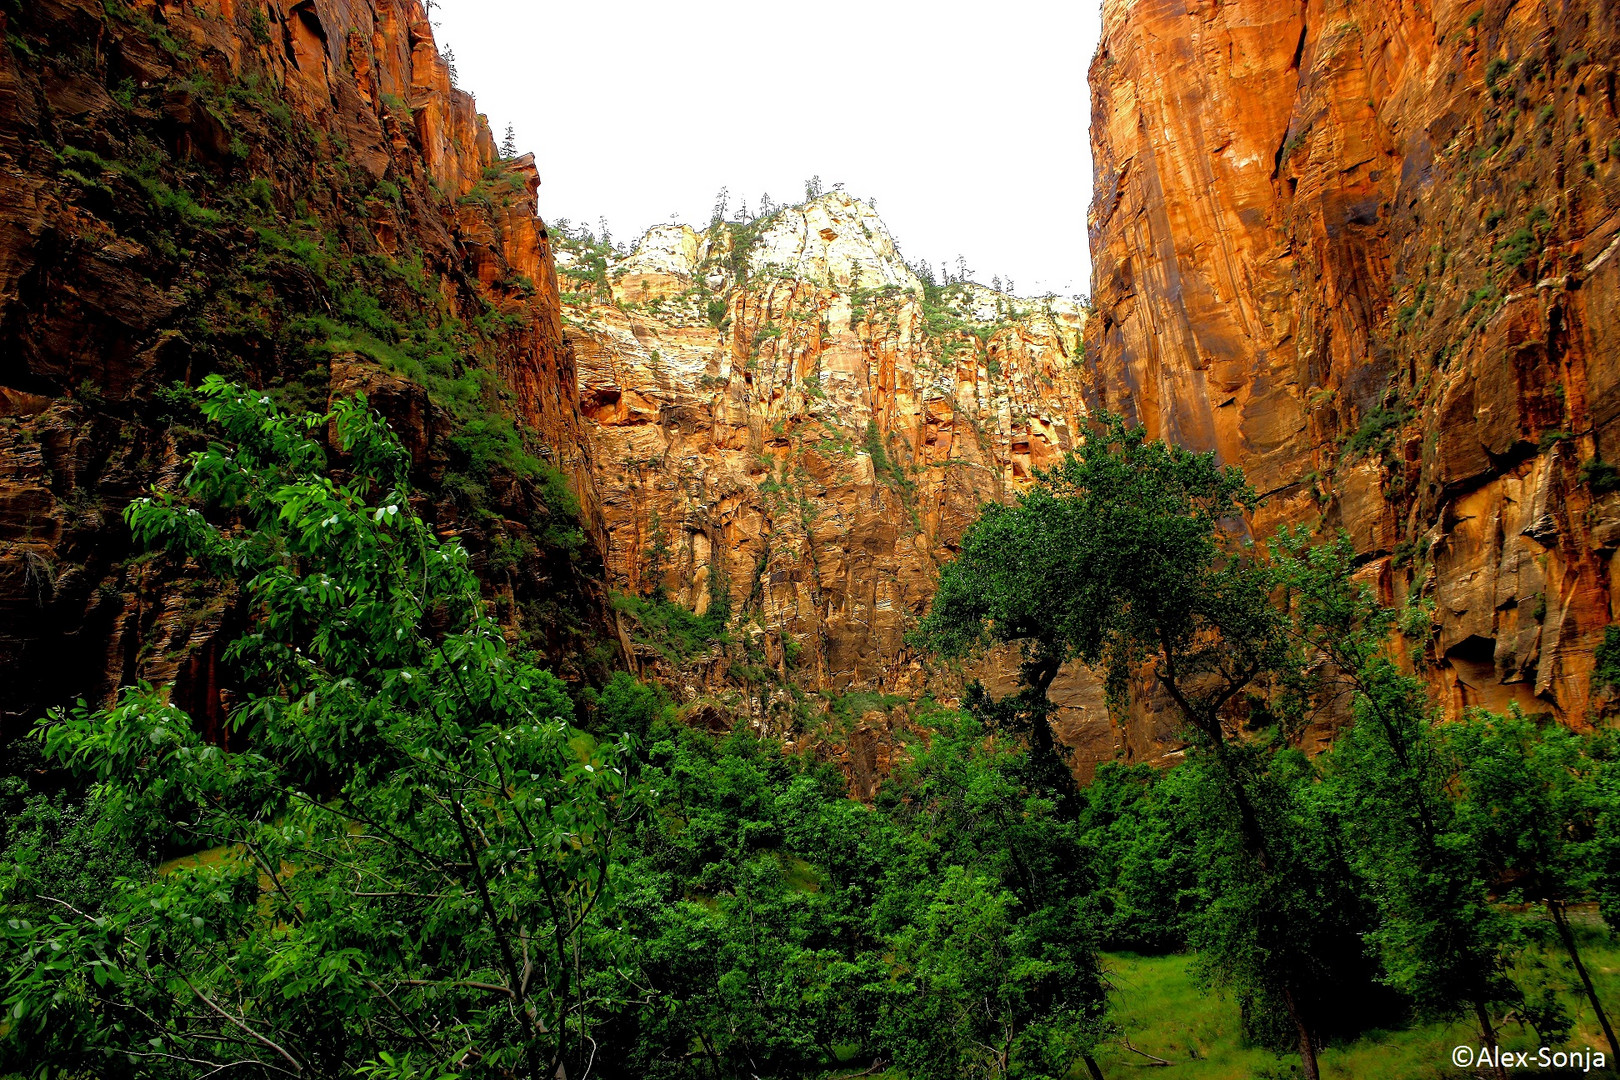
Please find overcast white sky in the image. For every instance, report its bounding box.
[432,1,1102,297]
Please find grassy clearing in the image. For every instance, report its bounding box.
[1092,933,1620,1079]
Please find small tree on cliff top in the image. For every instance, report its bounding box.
[0,379,639,1079]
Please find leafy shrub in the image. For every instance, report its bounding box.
[864,420,915,495]
[1345,404,1410,459]
[1485,57,1513,94]
[1580,457,1620,495]
[613,590,730,663]
[1595,626,1620,690]
[1460,284,1500,315]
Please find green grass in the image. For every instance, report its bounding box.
[1096,953,1282,1077]
[1093,933,1620,1078]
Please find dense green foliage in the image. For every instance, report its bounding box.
[1279,534,1520,1027]
[915,413,1619,1080]
[612,591,732,664]
[0,387,1108,1080]
[919,414,1269,708]
[1,381,634,1079]
[587,709,1109,1080]
[3,397,1617,1079]
[918,414,1350,1072]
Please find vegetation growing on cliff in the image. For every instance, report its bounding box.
[38,27,550,496]
[0,0,610,741]
[613,588,732,663]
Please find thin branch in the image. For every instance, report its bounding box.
[179,974,305,1075]
[114,1049,302,1080]
[1123,1035,1173,1066]
[35,894,94,921]
[397,979,514,996]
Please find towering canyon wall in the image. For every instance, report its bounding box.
[0,0,606,739]
[558,195,1108,759]
[1089,0,1620,728]
[18,0,1599,784]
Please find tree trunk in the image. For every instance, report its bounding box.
[1550,899,1620,1064]
[1154,670,1272,870]
[1282,983,1320,1080]
[1028,654,1062,757]
[1208,735,1271,870]
[1081,1051,1106,1080]
[1473,999,1509,1080]
[1020,651,1083,819]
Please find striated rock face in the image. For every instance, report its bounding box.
[1089,0,1620,735]
[0,0,605,738]
[560,194,1100,751]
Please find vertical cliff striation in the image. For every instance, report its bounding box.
[0,0,605,739]
[559,194,1103,761]
[1089,0,1620,729]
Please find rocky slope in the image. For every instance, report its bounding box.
[556,195,1108,765]
[0,0,606,742]
[1089,0,1620,733]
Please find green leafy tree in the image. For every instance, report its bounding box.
[642,510,673,600]
[1592,731,1620,943]
[0,379,639,1079]
[880,867,1101,1080]
[1182,746,1392,1058]
[1447,709,1620,1063]
[591,703,1111,1080]
[1074,762,1200,954]
[600,727,887,1080]
[917,415,1276,796]
[1282,531,1528,1080]
[882,713,1111,1080]
[916,415,1364,1080]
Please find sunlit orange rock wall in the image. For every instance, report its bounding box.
[1089,0,1620,733]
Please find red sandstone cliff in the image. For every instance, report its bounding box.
[11,0,1602,785]
[0,0,605,737]
[557,196,1104,765]
[1089,0,1620,733]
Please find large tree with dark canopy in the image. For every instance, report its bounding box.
[916,414,1363,1080]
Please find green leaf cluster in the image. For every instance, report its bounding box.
[0,380,633,1078]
